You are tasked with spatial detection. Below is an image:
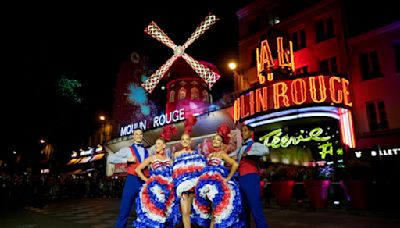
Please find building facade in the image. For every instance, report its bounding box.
[236,0,400,155]
[347,21,400,150]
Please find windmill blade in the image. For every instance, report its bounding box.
[182,14,219,50]
[145,21,177,50]
[142,55,180,93]
[181,53,220,88]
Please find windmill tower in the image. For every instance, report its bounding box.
[142,14,222,115]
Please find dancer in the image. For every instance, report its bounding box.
[133,138,176,228]
[172,133,206,228]
[233,124,269,228]
[193,132,242,228]
[107,129,149,228]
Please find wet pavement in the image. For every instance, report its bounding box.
[0,198,399,228]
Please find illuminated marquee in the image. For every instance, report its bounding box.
[259,127,331,149]
[234,75,352,122]
[260,127,344,159]
[120,108,185,136]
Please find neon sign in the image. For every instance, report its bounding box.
[318,142,333,159]
[257,37,295,82]
[260,127,344,159]
[259,127,331,149]
[234,75,352,122]
[371,147,399,156]
[120,108,185,136]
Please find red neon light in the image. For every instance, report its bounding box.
[329,77,343,103]
[273,82,290,109]
[256,87,268,112]
[291,79,307,105]
[257,37,295,83]
[234,75,353,122]
[309,76,327,103]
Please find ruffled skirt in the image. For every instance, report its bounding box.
[133,168,177,228]
[171,152,206,225]
[192,165,243,228]
[172,152,206,197]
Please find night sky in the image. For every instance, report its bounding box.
[3,1,252,157]
[3,0,399,159]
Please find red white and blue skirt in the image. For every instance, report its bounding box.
[133,167,176,228]
[172,151,206,197]
[192,165,243,228]
[172,151,206,223]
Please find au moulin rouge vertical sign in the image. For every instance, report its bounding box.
[234,37,353,122]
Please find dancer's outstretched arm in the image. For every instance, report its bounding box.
[221,152,239,182]
[135,156,153,182]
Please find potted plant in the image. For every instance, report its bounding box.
[303,164,333,209]
[269,164,297,207]
[345,159,372,209]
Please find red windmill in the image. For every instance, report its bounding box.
[141,14,221,93]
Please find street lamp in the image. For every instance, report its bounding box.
[228,62,237,71]
[99,115,107,144]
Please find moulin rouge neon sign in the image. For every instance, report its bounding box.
[120,108,185,136]
[257,37,295,83]
[234,36,352,123]
[233,75,352,122]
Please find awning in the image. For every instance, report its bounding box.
[66,158,82,166]
[79,156,92,163]
[90,153,105,162]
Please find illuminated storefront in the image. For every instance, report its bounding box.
[64,146,106,175]
[234,36,356,167]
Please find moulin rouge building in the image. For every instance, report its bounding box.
[234,35,355,168]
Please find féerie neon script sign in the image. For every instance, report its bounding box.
[259,127,331,148]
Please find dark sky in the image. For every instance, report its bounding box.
[6,0,398,159]
[3,1,253,157]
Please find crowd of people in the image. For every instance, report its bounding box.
[0,171,126,209]
[2,124,270,227]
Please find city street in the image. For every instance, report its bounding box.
[1,198,399,228]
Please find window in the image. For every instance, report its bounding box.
[178,87,186,100]
[366,101,389,131]
[269,17,280,26]
[377,101,388,129]
[292,29,306,51]
[268,11,280,26]
[169,90,175,102]
[315,17,334,43]
[248,17,260,34]
[360,51,382,80]
[191,87,199,99]
[394,43,400,73]
[202,90,209,102]
[319,56,337,73]
[295,66,308,75]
